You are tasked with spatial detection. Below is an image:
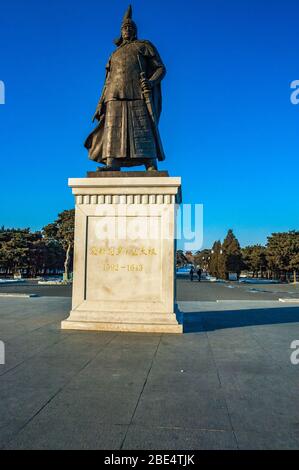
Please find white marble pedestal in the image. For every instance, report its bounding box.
[61,176,183,333]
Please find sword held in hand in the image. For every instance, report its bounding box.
[137,54,165,161]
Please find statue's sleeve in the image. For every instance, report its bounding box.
[96,57,111,108]
[141,41,166,87]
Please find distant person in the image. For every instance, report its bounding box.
[190,267,195,282]
[197,267,202,282]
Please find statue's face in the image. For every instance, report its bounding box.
[121,23,135,41]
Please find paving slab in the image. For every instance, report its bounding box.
[5,421,127,450]
[235,427,299,450]
[132,385,232,431]
[122,425,238,450]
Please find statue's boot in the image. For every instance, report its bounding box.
[97,158,120,172]
[145,159,158,172]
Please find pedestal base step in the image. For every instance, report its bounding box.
[61,310,182,333]
[61,319,183,334]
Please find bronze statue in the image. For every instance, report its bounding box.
[84,5,166,172]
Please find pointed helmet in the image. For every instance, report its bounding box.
[114,5,138,46]
[122,5,137,29]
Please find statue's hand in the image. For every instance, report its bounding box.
[92,104,103,123]
[140,77,152,93]
[92,112,100,123]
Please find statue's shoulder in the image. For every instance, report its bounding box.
[136,39,154,46]
[135,39,158,56]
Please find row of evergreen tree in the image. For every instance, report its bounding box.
[178,229,299,281]
[0,210,74,279]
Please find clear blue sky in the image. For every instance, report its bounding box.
[0,0,298,249]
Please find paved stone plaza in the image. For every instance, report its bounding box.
[0,291,299,449]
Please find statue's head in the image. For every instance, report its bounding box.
[115,5,137,46]
[121,20,137,41]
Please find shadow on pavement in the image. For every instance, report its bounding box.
[183,306,299,333]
